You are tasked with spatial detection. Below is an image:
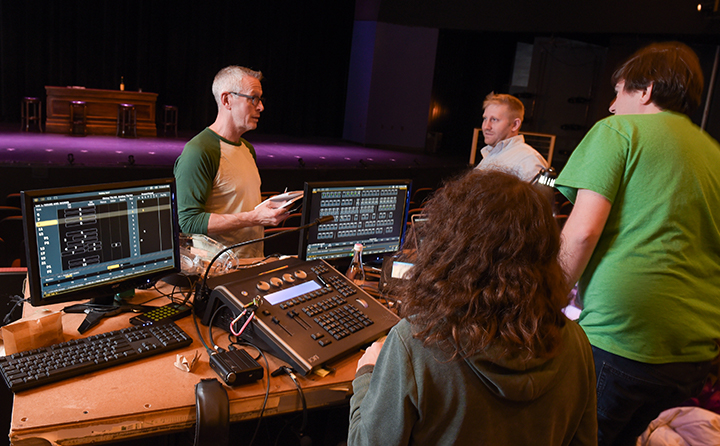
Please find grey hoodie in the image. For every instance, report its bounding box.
[348,318,597,445]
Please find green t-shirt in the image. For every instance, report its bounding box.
[556,111,720,364]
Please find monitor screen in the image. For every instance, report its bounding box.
[298,179,412,264]
[22,178,181,307]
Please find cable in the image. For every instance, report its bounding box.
[229,338,271,446]
[271,366,309,445]
[143,274,195,307]
[206,304,226,352]
[233,254,282,270]
[190,283,227,356]
[2,295,26,325]
[191,304,213,353]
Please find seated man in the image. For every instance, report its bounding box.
[174,66,287,258]
[475,93,548,181]
[347,169,597,446]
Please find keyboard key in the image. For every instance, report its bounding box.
[0,320,192,392]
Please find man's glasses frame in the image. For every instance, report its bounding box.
[229,92,263,107]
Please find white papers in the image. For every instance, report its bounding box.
[255,190,303,209]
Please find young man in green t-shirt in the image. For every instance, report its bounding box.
[556,42,720,446]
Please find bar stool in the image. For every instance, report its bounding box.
[21,97,43,132]
[69,101,87,136]
[163,105,178,137]
[117,103,137,138]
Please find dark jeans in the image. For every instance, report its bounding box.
[592,346,712,446]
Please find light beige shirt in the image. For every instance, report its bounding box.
[206,139,264,258]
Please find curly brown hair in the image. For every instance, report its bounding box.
[397,169,568,361]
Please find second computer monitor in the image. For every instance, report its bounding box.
[298,179,412,264]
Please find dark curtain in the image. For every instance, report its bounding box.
[0,0,356,137]
[428,30,519,157]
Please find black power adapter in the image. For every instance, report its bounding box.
[209,348,264,386]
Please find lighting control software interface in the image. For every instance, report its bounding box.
[306,184,408,259]
[31,184,175,299]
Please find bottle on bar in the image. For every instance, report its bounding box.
[120,76,125,91]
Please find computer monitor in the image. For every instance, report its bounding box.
[298,179,412,265]
[22,178,181,307]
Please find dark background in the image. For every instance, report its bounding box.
[4,0,720,164]
[0,0,356,138]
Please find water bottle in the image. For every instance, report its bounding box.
[346,243,366,285]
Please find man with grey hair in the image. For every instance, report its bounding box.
[174,65,287,258]
[475,93,548,182]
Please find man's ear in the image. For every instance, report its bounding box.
[220,92,232,110]
[511,118,522,133]
[640,83,654,105]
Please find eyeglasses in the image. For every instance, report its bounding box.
[229,92,264,107]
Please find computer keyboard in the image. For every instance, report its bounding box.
[0,320,193,392]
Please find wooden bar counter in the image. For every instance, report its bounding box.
[45,86,158,137]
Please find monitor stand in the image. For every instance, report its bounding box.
[62,290,151,334]
[160,271,198,289]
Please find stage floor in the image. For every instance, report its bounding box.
[0,125,464,171]
[0,124,469,206]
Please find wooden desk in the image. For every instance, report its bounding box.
[45,86,158,137]
[9,284,359,445]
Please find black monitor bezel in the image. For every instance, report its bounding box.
[297,178,412,264]
[22,177,181,307]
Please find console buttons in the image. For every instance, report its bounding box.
[270,277,283,287]
[294,270,308,279]
[311,264,329,275]
[282,273,296,283]
[256,281,271,291]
